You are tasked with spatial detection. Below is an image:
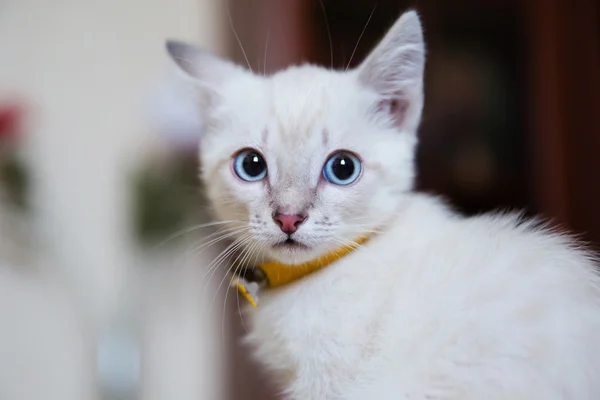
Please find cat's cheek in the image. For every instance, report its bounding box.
[316,186,362,227]
[203,170,247,221]
[227,180,272,223]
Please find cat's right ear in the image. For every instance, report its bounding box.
[165,40,242,95]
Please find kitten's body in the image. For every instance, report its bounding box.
[166,11,600,399]
[246,194,600,399]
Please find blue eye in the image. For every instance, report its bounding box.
[233,149,267,182]
[323,152,362,185]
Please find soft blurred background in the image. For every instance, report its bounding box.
[0,0,598,399]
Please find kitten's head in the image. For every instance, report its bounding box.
[167,11,425,264]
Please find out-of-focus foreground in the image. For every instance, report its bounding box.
[0,0,598,399]
[0,1,227,399]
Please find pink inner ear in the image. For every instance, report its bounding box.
[377,97,409,129]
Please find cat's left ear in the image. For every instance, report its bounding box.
[166,40,242,83]
[357,10,425,131]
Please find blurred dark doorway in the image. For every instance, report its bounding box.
[310,0,531,216]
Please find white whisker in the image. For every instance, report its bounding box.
[318,0,334,68]
[179,226,248,267]
[207,236,254,321]
[225,0,253,72]
[154,220,245,249]
[263,30,270,76]
[203,233,252,286]
[346,1,379,71]
[227,239,261,337]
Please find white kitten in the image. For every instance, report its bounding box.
[166,11,600,400]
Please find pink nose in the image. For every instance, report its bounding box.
[273,213,306,234]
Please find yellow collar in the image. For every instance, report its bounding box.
[234,234,372,308]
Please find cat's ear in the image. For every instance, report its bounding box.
[165,40,246,108]
[357,10,425,131]
[163,41,246,137]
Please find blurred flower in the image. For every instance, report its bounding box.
[0,100,28,210]
[0,102,23,143]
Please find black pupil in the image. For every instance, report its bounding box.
[242,152,266,177]
[332,155,355,180]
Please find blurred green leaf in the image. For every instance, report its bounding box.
[132,153,208,247]
[0,152,28,210]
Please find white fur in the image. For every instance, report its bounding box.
[166,11,600,400]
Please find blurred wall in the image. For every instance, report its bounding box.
[0,0,227,399]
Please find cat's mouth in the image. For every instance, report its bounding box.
[268,236,323,264]
[274,238,309,251]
